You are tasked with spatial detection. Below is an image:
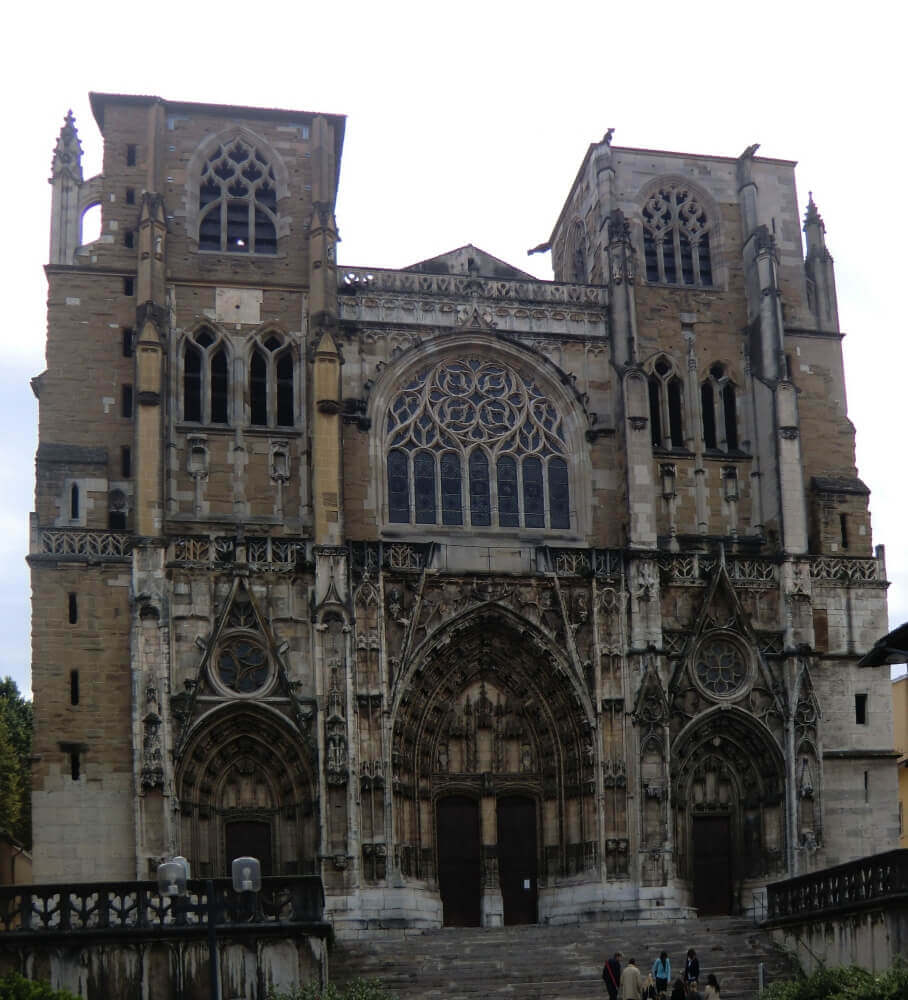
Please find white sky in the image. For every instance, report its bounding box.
[2,0,905,695]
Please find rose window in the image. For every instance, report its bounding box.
[694,637,747,697]
[215,636,270,694]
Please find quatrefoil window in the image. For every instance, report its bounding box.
[694,636,748,697]
[385,358,571,530]
[214,635,271,695]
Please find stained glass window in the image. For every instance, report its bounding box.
[441,452,463,526]
[469,450,491,527]
[497,456,519,527]
[548,458,569,529]
[695,637,747,696]
[414,452,437,525]
[523,457,544,529]
[388,450,409,523]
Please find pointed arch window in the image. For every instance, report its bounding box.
[648,357,685,450]
[249,335,295,427]
[643,184,713,287]
[183,327,229,425]
[384,358,572,530]
[199,140,278,254]
[701,363,739,452]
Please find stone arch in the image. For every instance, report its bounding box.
[368,334,594,537]
[671,706,786,895]
[390,603,597,895]
[176,703,318,877]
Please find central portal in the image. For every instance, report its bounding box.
[437,796,481,926]
[497,796,538,924]
[692,815,731,915]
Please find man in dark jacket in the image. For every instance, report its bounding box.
[603,951,622,1000]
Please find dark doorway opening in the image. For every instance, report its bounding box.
[497,795,538,925]
[692,815,732,915]
[225,820,273,877]
[437,796,481,926]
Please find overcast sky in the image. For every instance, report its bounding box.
[2,0,905,695]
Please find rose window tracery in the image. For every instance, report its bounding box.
[694,636,747,697]
[385,359,571,530]
[215,636,271,694]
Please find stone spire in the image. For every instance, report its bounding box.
[803,192,839,331]
[48,111,84,265]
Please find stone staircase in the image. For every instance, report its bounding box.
[330,918,799,999]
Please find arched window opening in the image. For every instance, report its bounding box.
[108,489,127,530]
[70,484,79,520]
[388,450,410,523]
[80,203,101,245]
[276,353,294,426]
[648,357,685,451]
[198,140,278,254]
[384,358,572,530]
[414,452,437,525]
[702,363,739,453]
[183,328,229,425]
[441,452,463,526]
[469,450,491,527]
[643,184,713,287]
[250,351,267,425]
[497,456,519,527]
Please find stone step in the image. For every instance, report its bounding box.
[330,918,798,1000]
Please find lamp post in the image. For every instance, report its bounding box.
[157,855,262,1000]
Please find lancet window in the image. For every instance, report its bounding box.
[183,327,229,424]
[250,334,295,427]
[648,357,685,450]
[198,139,278,254]
[643,184,713,286]
[701,363,739,452]
[385,359,571,530]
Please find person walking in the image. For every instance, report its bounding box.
[619,957,643,1000]
[603,951,622,1000]
[684,948,700,991]
[652,951,671,994]
[670,978,686,1000]
[704,974,721,999]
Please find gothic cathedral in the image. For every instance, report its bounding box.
[30,94,898,931]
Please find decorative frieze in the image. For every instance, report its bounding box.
[37,529,132,558]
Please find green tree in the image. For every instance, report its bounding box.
[0,678,32,849]
[0,972,80,1000]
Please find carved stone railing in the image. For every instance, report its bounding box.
[540,547,623,578]
[169,536,306,571]
[809,556,883,583]
[766,849,908,923]
[658,553,779,585]
[0,876,326,938]
[349,541,433,574]
[35,529,133,560]
[339,266,608,308]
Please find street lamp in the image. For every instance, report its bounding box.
[157,855,262,1000]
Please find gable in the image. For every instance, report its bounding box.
[403,244,538,281]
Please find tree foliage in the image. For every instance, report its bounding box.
[0,678,32,848]
[266,979,395,1000]
[762,963,908,1000]
[0,973,81,1000]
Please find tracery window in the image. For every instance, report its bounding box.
[693,635,748,697]
[643,184,713,286]
[648,357,685,450]
[250,334,295,427]
[183,327,229,424]
[701,363,739,452]
[198,140,278,254]
[385,358,571,529]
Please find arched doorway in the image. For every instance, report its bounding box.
[672,709,786,914]
[392,606,595,926]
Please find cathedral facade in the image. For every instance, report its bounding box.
[30,94,898,932]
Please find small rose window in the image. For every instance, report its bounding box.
[694,636,747,697]
[216,636,270,694]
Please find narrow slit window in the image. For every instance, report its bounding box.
[124,231,134,249]
[126,144,137,167]
[723,383,738,450]
[68,592,78,625]
[70,670,79,706]
[648,378,662,448]
[250,351,267,425]
[387,450,410,523]
[121,385,133,419]
[210,349,228,424]
[123,277,134,296]
[441,453,463,526]
[276,353,294,426]
[497,456,519,527]
[414,452,436,524]
[667,379,684,448]
[701,382,717,449]
[121,446,131,478]
[469,450,491,527]
[122,328,133,358]
[70,484,79,520]
[840,513,849,550]
[183,344,202,422]
[855,693,867,725]
[863,770,869,803]
[522,457,545,529]
[125,187,135,205]
[108,490,127,530]
[548,457,570,529]
[70,750,81,781]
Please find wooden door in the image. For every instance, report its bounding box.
[225,820,273,877]
[497,795,538,925]
[692,815,732,915]
[437,796,481,926]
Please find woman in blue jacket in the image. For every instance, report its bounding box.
[652,952,671,994]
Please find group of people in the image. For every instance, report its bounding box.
[603,948,721,1000]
